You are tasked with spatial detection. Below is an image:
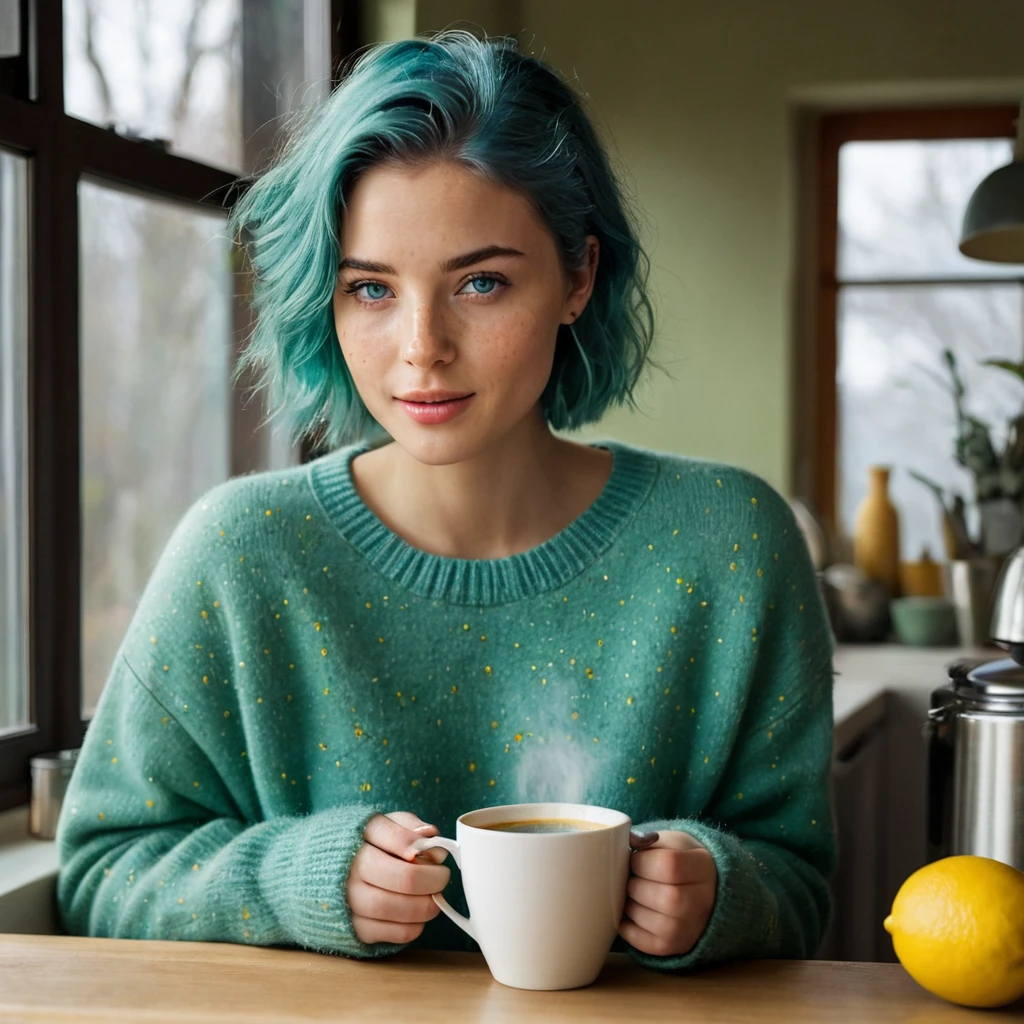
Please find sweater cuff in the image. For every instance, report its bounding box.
[260,804,403,959]
[626,818,780,972]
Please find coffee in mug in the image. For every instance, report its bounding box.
[482,818,608,834]
[411,801,631,990]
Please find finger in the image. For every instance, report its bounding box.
[383,814,449,865]
[365,813,438,862]
[385,811,436,834]
[630,847,716,885]
[353,842,451,896]
[623,896,679,938]
[626,876,695,920]
[351,915,426,946]
[629,830,660,850]
[347,878,441,924]
[618,917,680,959]
[648,830,706,852]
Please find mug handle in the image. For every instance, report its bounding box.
[409,836,476,941]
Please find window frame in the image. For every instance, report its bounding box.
[0,0,362,811]
[812,105,1020,532]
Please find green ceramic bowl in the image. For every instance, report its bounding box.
[890,596,959,647]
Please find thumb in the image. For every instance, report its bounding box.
[385,811,449,865]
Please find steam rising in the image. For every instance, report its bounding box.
[513,676,598,804]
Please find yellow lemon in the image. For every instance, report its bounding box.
[884,855,1024,1008]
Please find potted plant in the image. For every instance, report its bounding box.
[911,349,1024,558]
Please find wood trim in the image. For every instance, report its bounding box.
[69,120,238,208]
[331,0,364,88]
[812,104,1019,530]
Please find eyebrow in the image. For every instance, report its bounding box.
[338,245,526,275]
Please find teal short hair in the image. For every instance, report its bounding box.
[229,29,656,448]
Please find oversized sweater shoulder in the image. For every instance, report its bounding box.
[57,438,836,971]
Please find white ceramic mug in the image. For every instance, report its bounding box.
[410,801,631,990]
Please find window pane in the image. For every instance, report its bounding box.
[63,0,329,174]
[838,139,1023,281]
[80,181,232,716]
[0,150,30,734]
[837,283,1024,560]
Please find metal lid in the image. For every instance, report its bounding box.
[29,748,80,771]
[951,658,1024,712]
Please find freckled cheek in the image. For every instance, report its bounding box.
[488,312,558,390]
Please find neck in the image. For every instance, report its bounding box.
[351,412,611,560]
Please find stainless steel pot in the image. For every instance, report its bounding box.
[926,546,1024,868]
[927,660,1024,870]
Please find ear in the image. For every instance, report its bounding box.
[560,235,600,325]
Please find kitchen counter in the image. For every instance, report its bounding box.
[2,934,1019,1022]
[830,643,1001,752]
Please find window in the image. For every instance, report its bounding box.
[815,108,1024,559]
[79,182,234,715]
[0,0,361,810]
[0,150,29,736]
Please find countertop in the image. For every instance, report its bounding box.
[2,934,1020,1022]
[829,643,1001,751]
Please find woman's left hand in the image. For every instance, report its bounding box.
[619,830,718,957]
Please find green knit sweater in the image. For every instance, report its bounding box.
[56,438,836,971]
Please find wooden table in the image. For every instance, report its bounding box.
[1,935,1020,1022]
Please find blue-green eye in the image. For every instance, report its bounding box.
[459,274,506,296]
[343,280,393,303]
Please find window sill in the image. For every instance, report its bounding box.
[0,806,60,934]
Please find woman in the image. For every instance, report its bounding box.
[57,29,835,970]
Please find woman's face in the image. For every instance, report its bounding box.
[333,160,598,465]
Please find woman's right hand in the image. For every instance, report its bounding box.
[347,811,451,945]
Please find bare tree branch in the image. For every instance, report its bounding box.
[83,0,115,122]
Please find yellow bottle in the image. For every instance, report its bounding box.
[853,466,901,597]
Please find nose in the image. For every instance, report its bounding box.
[400,301,455,369]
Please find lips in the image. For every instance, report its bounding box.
[396,390,474,403]
[395,393,476,424]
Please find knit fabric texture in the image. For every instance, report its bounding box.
[57,438,836,970]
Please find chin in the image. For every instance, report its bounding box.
[379,420,487,467]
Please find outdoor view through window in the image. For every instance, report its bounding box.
[836,138,1024,560]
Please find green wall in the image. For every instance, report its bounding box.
[371,0,1024,495]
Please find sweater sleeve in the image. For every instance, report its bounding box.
[56,654,398,958]
[629,490,837,972]
[55,488,399,958]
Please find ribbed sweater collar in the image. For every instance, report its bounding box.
[308,439,658,606]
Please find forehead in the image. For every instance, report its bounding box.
[340,160,551,253]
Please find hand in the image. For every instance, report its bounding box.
[619,830,717,958]
[347,811,451,945]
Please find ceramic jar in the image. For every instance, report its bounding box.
[853,466,901,597]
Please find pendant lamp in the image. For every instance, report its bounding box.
[959,99,1024,264]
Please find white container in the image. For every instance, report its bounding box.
[413,801,631,990]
